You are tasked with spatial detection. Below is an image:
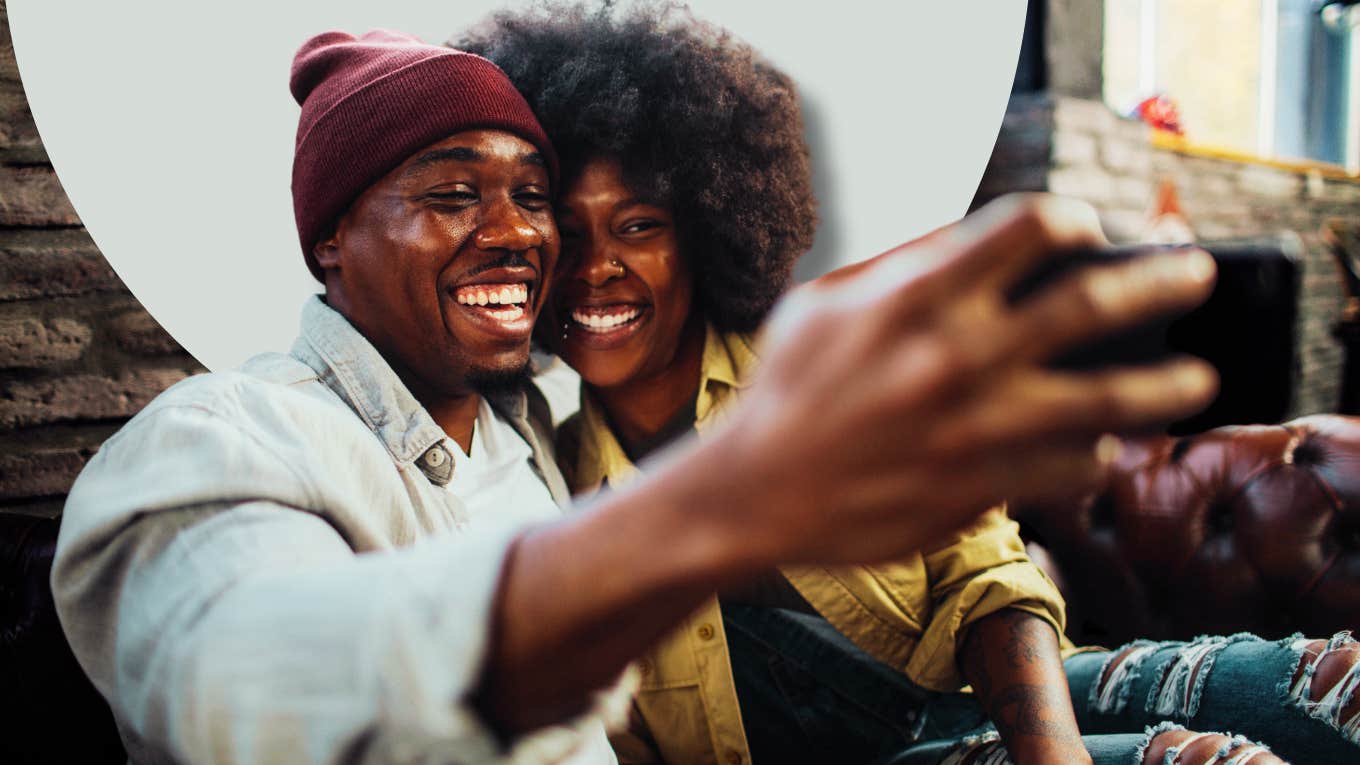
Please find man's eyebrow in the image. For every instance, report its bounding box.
[402,147,548,175]
[404,146,482,173]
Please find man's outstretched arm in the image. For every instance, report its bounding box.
[474,195,1220,734]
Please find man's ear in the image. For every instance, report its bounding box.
[313,225,343,272]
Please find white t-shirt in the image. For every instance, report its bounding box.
[445,398,618,765]
[444,398,562,527]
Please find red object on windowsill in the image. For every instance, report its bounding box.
[1132,94,1185,135]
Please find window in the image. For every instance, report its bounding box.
[1103,0,1357,172]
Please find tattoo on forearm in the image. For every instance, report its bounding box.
[1000,610,1043,669]
[987,683,1081,743]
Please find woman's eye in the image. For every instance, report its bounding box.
[620,219,662,235]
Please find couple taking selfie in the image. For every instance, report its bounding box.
[52,3,1358,764]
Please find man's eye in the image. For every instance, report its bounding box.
[426,190,477,204]
[515,191,551,211]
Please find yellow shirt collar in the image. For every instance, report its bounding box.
[572,323,759,491]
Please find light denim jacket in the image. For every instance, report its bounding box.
[52,297,625,765]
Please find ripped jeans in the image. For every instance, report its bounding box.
[1061,632,1360,764]
[722,604,1360,765]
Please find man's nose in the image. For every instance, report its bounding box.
[474,198,543,252]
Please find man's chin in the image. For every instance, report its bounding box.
[466,362,532,398]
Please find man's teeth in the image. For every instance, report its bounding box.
[455,283,529,307]
[570,307,642,332]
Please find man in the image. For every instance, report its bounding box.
[52,30,1219,765]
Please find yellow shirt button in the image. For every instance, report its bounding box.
[725,750,742,765]
[697,623,716,641]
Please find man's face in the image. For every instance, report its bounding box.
[317,129,559,398]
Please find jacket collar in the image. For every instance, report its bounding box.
[289,296,533,470]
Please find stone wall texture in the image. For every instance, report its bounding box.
[0,0,202,517]
[974,92,1359,417]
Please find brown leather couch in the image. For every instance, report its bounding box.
[1014,414,1360,647]
[3,414,1358,762]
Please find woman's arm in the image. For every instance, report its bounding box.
[961,609,1091,765]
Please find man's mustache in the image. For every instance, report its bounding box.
[464,252,538,278]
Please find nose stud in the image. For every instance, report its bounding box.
[609,258,625,276]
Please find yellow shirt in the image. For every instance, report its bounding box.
[558,325,1069,765]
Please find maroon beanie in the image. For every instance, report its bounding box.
[290,29,558,281]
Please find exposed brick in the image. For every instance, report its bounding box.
[0,228,124,300]
[0,367,192,428]
[1053,96,1116,136]
[0,445,88,500]
[1113,176,1152,207]
[1237,165,1302,199]
[0,165,80,226]
[1051,129,1097,167]
[1315,179,1360,204]
[0,84,43,163]
[1189,171,1235,199]
[0,0,17,84]
[108,309,183,356]
[1048,165,1115,205]
[0,316,91,368]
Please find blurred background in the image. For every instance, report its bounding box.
[974,0,1360,420]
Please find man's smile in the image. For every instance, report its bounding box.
[448,265,539,339]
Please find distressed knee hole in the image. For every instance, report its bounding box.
[940,733,1013,765]
[1140,729,1284,765]
[1146,637,1232,719]
[1091,642,1157,714]
[1288,632,1360,743]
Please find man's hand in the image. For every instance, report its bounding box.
[701,194,1218,566]
[477,194,1218,734]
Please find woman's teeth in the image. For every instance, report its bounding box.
[570,307,642,332]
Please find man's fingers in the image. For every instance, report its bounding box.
[944,195,1111,293]
[926,359,1217,455]
[1009,247,1217,364]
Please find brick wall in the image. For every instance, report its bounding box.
[0,0,201,517]
[974,92,1360,417]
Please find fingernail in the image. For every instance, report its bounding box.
[1176,361,1216,393]
[1182,250,1215,282]
[1095,434,1124,466]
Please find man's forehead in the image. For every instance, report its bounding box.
[400,130,547,176]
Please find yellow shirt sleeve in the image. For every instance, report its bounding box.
[904,506,1068,692]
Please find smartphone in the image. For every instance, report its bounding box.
[1008,235,1302,433]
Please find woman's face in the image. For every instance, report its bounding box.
[550,156,696,389]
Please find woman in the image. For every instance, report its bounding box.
[460,4,1357,764]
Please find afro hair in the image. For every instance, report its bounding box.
[457,1,818,332]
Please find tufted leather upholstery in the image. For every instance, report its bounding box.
[1014,414,1360,648]
[2,416,1357,760]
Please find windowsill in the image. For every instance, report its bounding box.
[1149,130,1360,183]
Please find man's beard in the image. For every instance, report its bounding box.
[466,361,532,398]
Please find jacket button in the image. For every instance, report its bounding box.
[697,623,715,641]
[425,448,446,467]
[725,751,742,765]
